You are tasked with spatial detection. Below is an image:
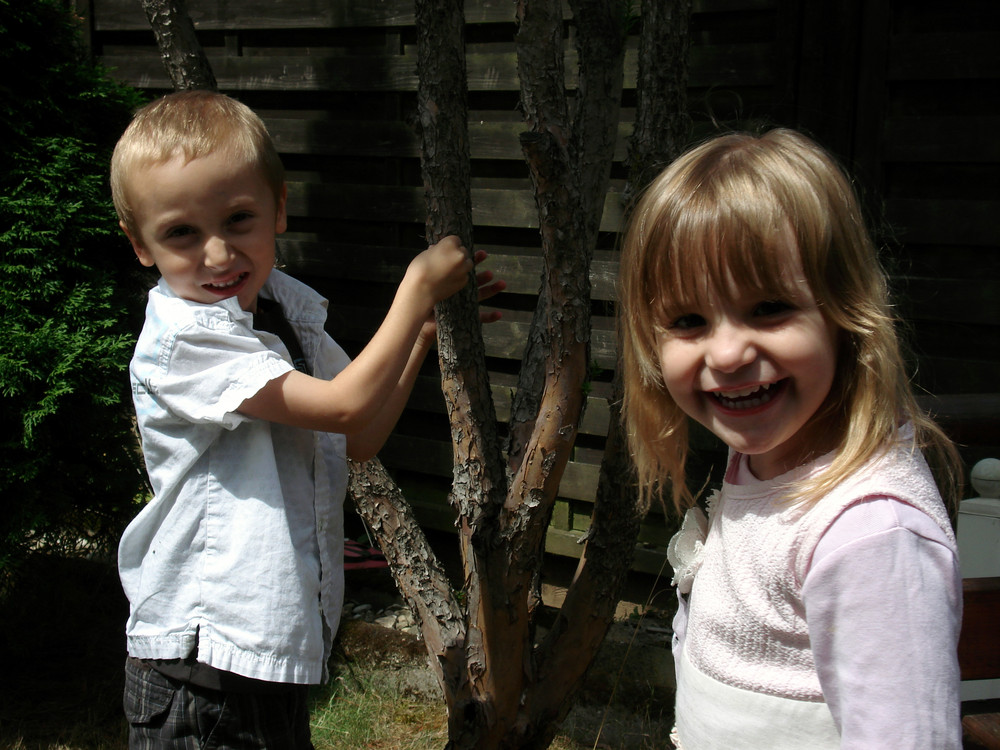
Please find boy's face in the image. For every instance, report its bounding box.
[123,150,287,312]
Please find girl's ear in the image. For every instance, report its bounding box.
[122,220,155,267]
[275,183,288,235]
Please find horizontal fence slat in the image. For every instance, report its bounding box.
[400,372,613,438]
[888,33,1000,80]
[901,277,1000,327]
[883,117,1000,163]
[92,0,776,31]
[886,199,1000,247]
[92,0,563,31]
[98,44,773,92]
[317,302,619,371]
[381,434,603,503]
[277,235,621,301]
[283,181,628,232]
[266,116,633,162]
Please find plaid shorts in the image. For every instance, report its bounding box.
[123,658,315,749]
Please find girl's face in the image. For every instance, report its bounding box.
[655,239,839,480]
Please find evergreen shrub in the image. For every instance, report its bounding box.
[0,0,149,578]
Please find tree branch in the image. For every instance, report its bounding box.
[138,0,217,91]
[625,0,693,201]
[347,459,469,708]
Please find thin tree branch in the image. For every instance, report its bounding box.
[138,0,217,91]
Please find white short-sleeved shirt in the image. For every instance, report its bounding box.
[119,269,351,685]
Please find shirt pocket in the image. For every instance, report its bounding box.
[123,658,177,725]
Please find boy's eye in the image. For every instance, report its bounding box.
[228,211,253,226]
[165,225,195,239]
[753,300,793,317]
[669,313,706,331]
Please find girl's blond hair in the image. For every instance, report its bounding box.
[619,128,961,515]
[110,90,285,238]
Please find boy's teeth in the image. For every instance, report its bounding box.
[207,274,244,289]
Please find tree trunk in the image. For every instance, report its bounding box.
[626,0,693,200]
[413,0,693,746]
[139,0,694,746]
[413,0,514,744]
[346,459,469,710]
[137,0,217,91]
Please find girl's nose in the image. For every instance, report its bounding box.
[203,236,233,268]
[704,322,757,373]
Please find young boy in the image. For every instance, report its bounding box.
[110,90,500,748]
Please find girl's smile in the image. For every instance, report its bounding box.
[656,242,839,480]
[709,380,786,412]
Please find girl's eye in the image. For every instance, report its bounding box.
[754,300,793,317]
[669,313,706,331]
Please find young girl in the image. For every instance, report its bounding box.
[619,129,963,749]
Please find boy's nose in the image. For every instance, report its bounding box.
[203,236,233,268]
[705,323,756,373]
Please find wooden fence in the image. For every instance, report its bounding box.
[84,0,1000,570]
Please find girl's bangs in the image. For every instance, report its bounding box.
[649,200,799,328]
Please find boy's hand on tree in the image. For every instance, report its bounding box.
[471,249,506,316]
[417,248,506,344]
[407,234,473,306]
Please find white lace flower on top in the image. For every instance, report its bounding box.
[667,505,709,594]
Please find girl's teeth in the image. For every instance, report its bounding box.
[724,385,762,398]
[714,383,777,410]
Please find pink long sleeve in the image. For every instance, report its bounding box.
[804,497,963,748]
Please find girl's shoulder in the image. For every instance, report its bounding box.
[810,494,955,572]
[792,423,956,578]
[833,423,939,506]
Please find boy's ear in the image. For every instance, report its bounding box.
[275,183,288,235]
[121,220,156,268]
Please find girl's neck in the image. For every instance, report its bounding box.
[746,411,841,480]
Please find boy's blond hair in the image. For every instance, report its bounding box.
[110,90,285,237]
[619,128,961,515]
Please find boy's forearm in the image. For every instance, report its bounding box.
[345,331,433,462]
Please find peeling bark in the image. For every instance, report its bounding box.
[347,459,469,708]
[137,0,217,91]
[414,1,515,745]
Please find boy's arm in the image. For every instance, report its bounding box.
[344,324,434,461]
[236,236,471,435]
[346,253,504,460]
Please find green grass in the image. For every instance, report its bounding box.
[310,672,450,750]
[308,670,598,750]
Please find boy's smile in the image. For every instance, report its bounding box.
[123,150,287,312]
[656,243,839,480]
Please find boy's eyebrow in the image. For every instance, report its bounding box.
[150,213,192,230]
